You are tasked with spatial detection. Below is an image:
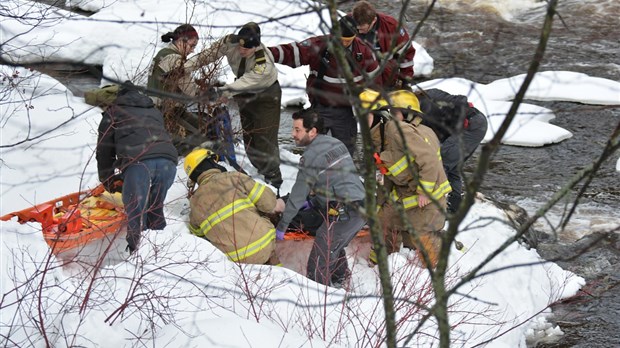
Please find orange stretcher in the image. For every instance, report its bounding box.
[0,185,126,253]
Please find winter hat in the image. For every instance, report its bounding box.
[338,16,358,38]
[235,22,261,48]
[189,157,226,182]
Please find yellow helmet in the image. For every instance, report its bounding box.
[359,88,388,110]
[184,148,219,177]
[388,90,421,113]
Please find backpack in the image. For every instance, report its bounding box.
[84,84,119,108]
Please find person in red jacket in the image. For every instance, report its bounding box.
[269,17,384,155]
[351,0,416,89]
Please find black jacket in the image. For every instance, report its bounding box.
[96,87,178,183]
[418,88,472,142]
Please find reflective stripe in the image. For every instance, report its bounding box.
[275,46,284,64]
[419,179,436,193]
[322,74,364,84]
[366,65,381,78]
[386,155,413,177]
[226,228,276,262]
[248,182,266,205]
[399,60,415,68]
[190,197,254,237]
[391,179,452,210]
[292,44,301,67]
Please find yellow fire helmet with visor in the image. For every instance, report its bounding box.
[359,88,389,111]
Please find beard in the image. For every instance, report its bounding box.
[294,133,312,147]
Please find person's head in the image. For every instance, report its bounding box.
[359,89,389,128]
[388,90,422,122]
[235,22,261,58]
[161,24,199,55]
[336,16,358,48]
[291,108,324,147]
[184,147,226,183]
[352,1,377,34]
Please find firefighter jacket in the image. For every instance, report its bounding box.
[371,117,451,210]
[189,169,278,264]
[147,43,203,105]
[194,34,278,96]
[357,12,416,84]
[276,134,366,231]
[269,36,384,107]
[417,88,476,142]
[96,87,178,183]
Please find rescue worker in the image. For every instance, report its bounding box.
[276,109,366,288]
[196,22,283,191]
[390,89,488,213]
[363,90,451,268]
[96,82,178,254]
[185,148,285,265]
[351,0,416,89]
[269,16,385,156]
[147,24,236,161]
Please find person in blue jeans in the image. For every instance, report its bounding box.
[96,82,178,253]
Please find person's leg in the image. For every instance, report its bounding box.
[122,163,150,252]
[237,86,282,186]
[145,158,177,230]
[440,135,463,213]
[315,105,357,156]
[214,107,237,163]
[407,197,446,268]
[328,208,365,285]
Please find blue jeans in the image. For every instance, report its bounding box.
[122,158,176,251]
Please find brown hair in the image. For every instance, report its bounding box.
[161,24,199,43]
[352,1,377,25]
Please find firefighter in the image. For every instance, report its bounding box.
[276,109,366,288]
[269,16,385,156]
[351,0,416,89]
[185,148,284,265]
[362,90,451,268]
[390,89,488,213]
[195,22,283,191]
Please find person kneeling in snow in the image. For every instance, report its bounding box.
[185,148,284,265]
[276,109,366,288]
[362,89,451,268]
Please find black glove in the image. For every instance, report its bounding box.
[103,174,123,193]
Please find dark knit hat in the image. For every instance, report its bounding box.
[338,16,358,38]
[235,22,261,48]
[189,157,226,182]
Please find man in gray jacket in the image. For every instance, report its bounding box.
[276,109,366,288]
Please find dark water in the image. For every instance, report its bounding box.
[39,0,619,346]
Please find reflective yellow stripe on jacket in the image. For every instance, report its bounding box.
[226,228,276,262]
[390,180,452,209]
[190,182,265,237]
[386,155,412,177]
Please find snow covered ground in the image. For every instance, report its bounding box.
[2,0,620,346]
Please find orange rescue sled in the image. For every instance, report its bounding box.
[0,185,126,253]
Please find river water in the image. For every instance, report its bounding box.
[41,0,619,346]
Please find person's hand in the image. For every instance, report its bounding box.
[418,193,431,208]
[300,200,312,210]
[275,229,285,241]
[104,174,123,193]
[214,87,230,104]
[273,198,286,214]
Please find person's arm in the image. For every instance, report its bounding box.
[238,173,279,214]
[394,26,415,82]
[222,46,278,94]
[96,111,117,184]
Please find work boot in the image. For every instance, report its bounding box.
[330,269,352,289]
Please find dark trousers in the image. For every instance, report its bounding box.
[441,109,488,210]
[313,104,357,156]
[236,82,282,187]
[306,206,365,286]
[122,158,176,251]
